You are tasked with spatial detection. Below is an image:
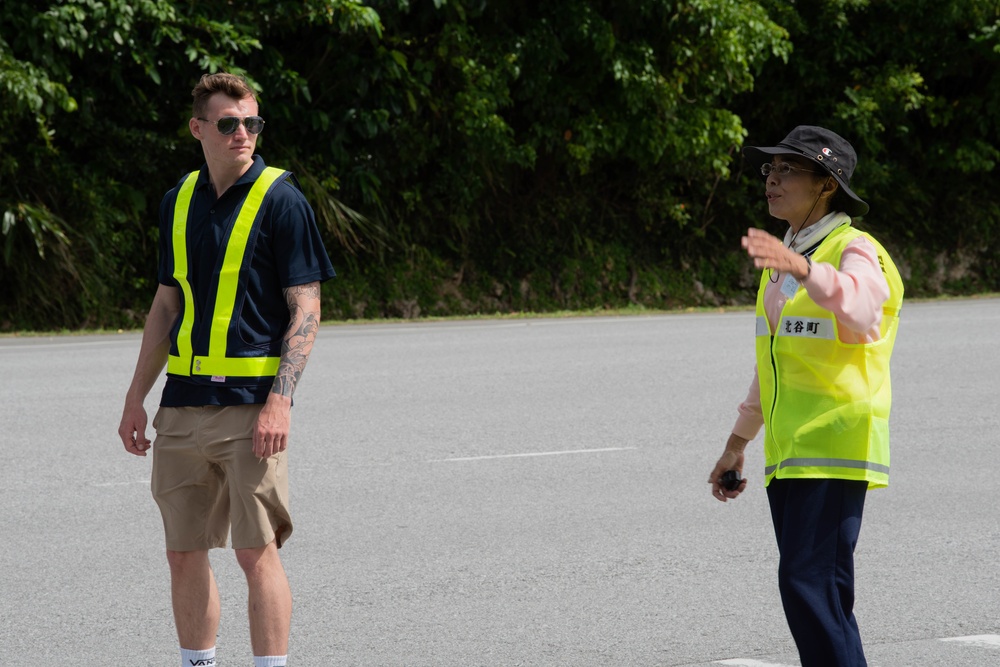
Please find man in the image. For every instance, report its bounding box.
[118,72,335,667]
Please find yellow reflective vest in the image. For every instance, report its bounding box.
[755,224,904,489]
[166,167,289,380]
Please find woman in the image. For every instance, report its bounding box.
[707,125,903,666]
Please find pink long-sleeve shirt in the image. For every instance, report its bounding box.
[732,235,891,442]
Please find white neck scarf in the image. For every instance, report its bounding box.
[783,211,852,254]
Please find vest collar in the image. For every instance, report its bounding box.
[783,211,851,254]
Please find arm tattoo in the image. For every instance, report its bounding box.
[272,282,321,398]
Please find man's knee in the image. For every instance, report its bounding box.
[166,549,209,574]
[235,541,279,575]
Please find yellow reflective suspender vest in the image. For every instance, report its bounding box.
[755,225,904,489]
[166,167,289,380]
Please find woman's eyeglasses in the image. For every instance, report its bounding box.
[197,116,266,136]
[760,162,818,178]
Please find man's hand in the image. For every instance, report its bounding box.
[251,281,321,459]
[254,394,292,459]
[117,284,180,458]
[119,402,152,457]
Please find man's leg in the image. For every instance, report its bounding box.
[235,541,291,657]
[166,549,220,650]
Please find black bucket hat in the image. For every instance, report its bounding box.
[742,125,869,217]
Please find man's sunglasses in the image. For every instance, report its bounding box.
[197,115,265,135]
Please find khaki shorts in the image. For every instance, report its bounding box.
[151,405,292,551]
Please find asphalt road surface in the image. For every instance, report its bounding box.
[1,298,998,666]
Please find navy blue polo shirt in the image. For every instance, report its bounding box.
[156,155,336,407]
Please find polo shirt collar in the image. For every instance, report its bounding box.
[193,154,268,191]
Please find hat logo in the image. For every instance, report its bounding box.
[822,147,834,157]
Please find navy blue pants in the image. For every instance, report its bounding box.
[766,478,869,667]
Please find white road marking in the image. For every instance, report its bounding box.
[940,634,1000,648]
[716,660,797,667]
[429,447,637,462]
[0,338,134,352]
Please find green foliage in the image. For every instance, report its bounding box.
[735,0,1000,270]
[336,0,791,286]
[0,0,385,329]
[1,0,999,331]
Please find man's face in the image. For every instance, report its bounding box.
[189,93,259,170]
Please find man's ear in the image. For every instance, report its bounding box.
[189,117,202,140]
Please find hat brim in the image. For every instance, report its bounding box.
[743,145,869,217]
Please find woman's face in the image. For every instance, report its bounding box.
[764,155,832,229]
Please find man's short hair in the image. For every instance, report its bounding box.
[191,73,257,118]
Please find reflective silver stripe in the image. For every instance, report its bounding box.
[756,315,770,336]
[775,316,835,340]
[765,458,889,475]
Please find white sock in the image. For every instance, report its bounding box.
[253,656,287,667]
[180,646,216,666]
